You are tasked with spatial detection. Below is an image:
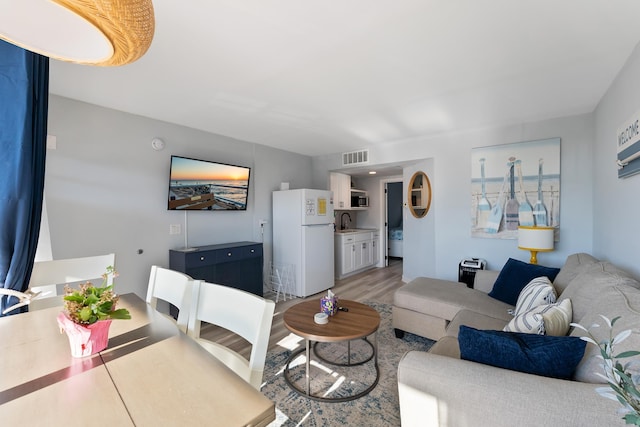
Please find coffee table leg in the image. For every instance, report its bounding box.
[374,331,378,366]
[347,340,351,365]
[306,339,310,396]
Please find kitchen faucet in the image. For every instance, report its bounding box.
[340,212,352,230]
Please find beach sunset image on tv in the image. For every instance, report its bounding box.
[168,156,250,210]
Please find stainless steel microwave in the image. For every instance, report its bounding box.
[351,195,368,207]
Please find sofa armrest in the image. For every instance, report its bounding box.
[398,351,623,427]
[472,270,499,293]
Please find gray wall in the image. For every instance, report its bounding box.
[46,95,312,298]
[314,113,595,282]
[47,38,640,296]
[593,42,640,277]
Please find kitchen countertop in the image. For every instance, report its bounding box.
[335,228,378,234]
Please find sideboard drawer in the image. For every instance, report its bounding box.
[170,241,264,297]
[185,252,214,269]
[244,245,263,259]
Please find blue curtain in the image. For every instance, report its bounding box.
[0,40,49,315]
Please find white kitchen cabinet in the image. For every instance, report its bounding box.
[371,231,380,266]
[330,172,351,210]
[338,235,356,275]
[334,229,379,279]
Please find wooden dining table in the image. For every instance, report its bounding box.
[0,293,275,427]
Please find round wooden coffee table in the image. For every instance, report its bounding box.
[282,299,380,402]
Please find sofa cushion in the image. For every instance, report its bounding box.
[560,262,640,323]
[394,277,514,323]
[459,325,586,379]
[570,283,640,383]
[512,276,557,315]
[445,309,510,338]
[488,258,561,305]
[503,299,572,335]
[428,336,460,358]
[542,299,572,336]
[503,304,552,334]
[552,253,599,295]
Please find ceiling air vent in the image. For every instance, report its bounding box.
[342,149,369,166]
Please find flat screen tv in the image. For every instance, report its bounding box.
[168,155,251,210]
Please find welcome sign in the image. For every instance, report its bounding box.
[617,109,640,178]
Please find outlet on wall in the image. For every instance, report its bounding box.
[169,224,181,235]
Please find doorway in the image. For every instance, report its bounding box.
[385,181,403,266]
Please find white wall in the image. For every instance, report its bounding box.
[314,113,595,281]
[403,160,436,281]
[46,95,312,297]
[593,43,640,277]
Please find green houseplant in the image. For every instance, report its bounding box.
[61,266,131,324]
[57,266,130,357]
[572,315,640,425]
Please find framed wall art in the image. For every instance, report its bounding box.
[470,138,560,239]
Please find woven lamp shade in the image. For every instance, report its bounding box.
[0,0,154,66]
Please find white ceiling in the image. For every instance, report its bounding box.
[49,1,640,157]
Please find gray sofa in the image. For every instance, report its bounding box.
[394,253,640,426]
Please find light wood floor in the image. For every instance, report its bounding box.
[201,258,404,359]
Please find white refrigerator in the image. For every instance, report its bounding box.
[272,189,335,297]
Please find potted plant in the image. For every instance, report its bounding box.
[57,266,131,357]
[572,315,640,425]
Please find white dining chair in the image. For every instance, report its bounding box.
[187,281,276,389]
[146,265,194,333]
[28,253,116,311]
[0,288,42,315]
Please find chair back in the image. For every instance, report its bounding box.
[28,253,116,310]
[146,266,194,333]
[188,281,275,389]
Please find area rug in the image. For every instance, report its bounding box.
[262,301,434,426]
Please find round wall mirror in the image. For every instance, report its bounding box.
[408,171,432,218]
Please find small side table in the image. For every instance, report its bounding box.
[282,299,380,402]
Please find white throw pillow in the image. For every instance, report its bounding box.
[512,276,557,316]
[504,303,555,334]
[542,299,572,336]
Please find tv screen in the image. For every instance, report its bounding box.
[168,155,250,210]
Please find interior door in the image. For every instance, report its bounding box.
[384,182,390,267]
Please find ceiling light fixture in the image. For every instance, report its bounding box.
[0,0,155,66]
[369,171,377,175]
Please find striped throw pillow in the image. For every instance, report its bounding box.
[504,303,556,334]
[513,276,557,316]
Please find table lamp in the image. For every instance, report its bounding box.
[518,226,554,264]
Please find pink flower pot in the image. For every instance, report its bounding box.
[57,312,112,357]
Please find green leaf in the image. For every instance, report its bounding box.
[109,309,131,320]
[63,294,84,302]
[85,294,99,305]
[623,413,640,425]
[616,351,640,359]
[79,306,92,321]
[97,301,114,312]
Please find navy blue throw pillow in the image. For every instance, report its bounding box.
[488,258,560,305]
[458,326,586,379]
